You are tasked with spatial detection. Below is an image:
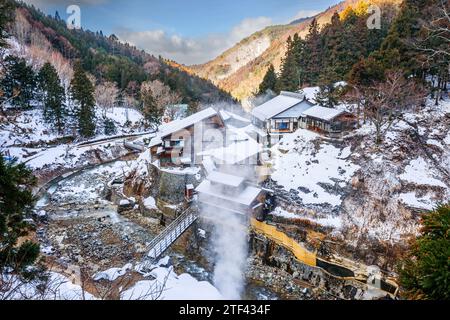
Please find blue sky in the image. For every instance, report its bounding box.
[25,0,341,64]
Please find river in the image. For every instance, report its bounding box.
[34,160,281,300]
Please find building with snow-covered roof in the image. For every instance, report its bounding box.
[196,170,267,219]
[149,107,226,167]
[219,110,252,128]
[299,106,356,137]
[251,91,315,136]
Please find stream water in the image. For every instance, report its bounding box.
[35,160,281,300]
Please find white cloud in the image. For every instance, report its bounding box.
[117,16,273,65]
[290,10,320,22]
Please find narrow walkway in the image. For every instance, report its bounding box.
[145,208,199,263]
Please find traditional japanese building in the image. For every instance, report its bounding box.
[149,108,226,167]
[195,170,267,220]
[299,106,356,138]
[251,91,315,136]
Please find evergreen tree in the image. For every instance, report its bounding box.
[0,155,41,278]
[348,56,386,87]
[0,0,14,48]
[316,68,341,108]
[103,118,117,136]
[70,63,96,138]
[0,56,36,108]
[54,10,61,21]
[38,62,66,134]
[303,19,323,85]
[277,36,301,92]
[399,203,450,300]
[258,64,278,95]
[322,12,347,79]
[141,86,160,126]
[115,89,125,108]
[375,0,423,75]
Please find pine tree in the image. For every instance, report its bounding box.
[141,86,160,126]
[54,10,61,21]
[103,118,117,136]
[70,63,96,138]
[0,0,14,48]
[0,154,41,278]
[277,36,301,92]
[322,12,347,79]
[348,56,386,87]
[258,64,278,95]
[316,68,341,108]
[303,19,323,85]
[115,89,124,108]
[0,56,36,108]
[38,62,66,134]
[399,203,450,300]
[377,0,422,74]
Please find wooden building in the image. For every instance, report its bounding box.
[251,91,315,137]
[299,106,356,138]
[149,108,226,167]
[195,171,266,220]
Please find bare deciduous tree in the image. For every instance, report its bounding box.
[414,0,450,105]
[141,80,181,127]
[95,81,119,117]
[357,71,426,144]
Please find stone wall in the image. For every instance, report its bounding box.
[123,163,204,223]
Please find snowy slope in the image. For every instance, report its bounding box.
[270,129,359,207]
[123,265,223,300]
[268,97,450,243]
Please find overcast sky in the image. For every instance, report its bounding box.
[23,0,341,65]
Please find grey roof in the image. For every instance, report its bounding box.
[301,106,347,121]
[251,91,307,121]
[273,100,316,119]
[207,171,244,188]
[149,107,220,147]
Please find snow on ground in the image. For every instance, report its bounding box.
[267,97,449,241]
[340,98,450,241]
[270,129,360,207]
[49,161,132,205]
[397,192,435,211]
[124,263,223,300]
[0,109,60,148]
[399,157,447,188]
[100,107,144,127]
[301,86,320,102]
[93,264,133,282]
[2,272,96,300]
[272,207,343,229]
[143,196,158,210]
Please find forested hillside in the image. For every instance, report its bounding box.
[268,0,448,103]
[3,1,233,110]
[191,0,404,101]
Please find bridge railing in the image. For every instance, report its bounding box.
[144,207,199,262]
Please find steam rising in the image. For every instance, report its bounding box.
[208,210,248,300]
[196,103,262,300]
